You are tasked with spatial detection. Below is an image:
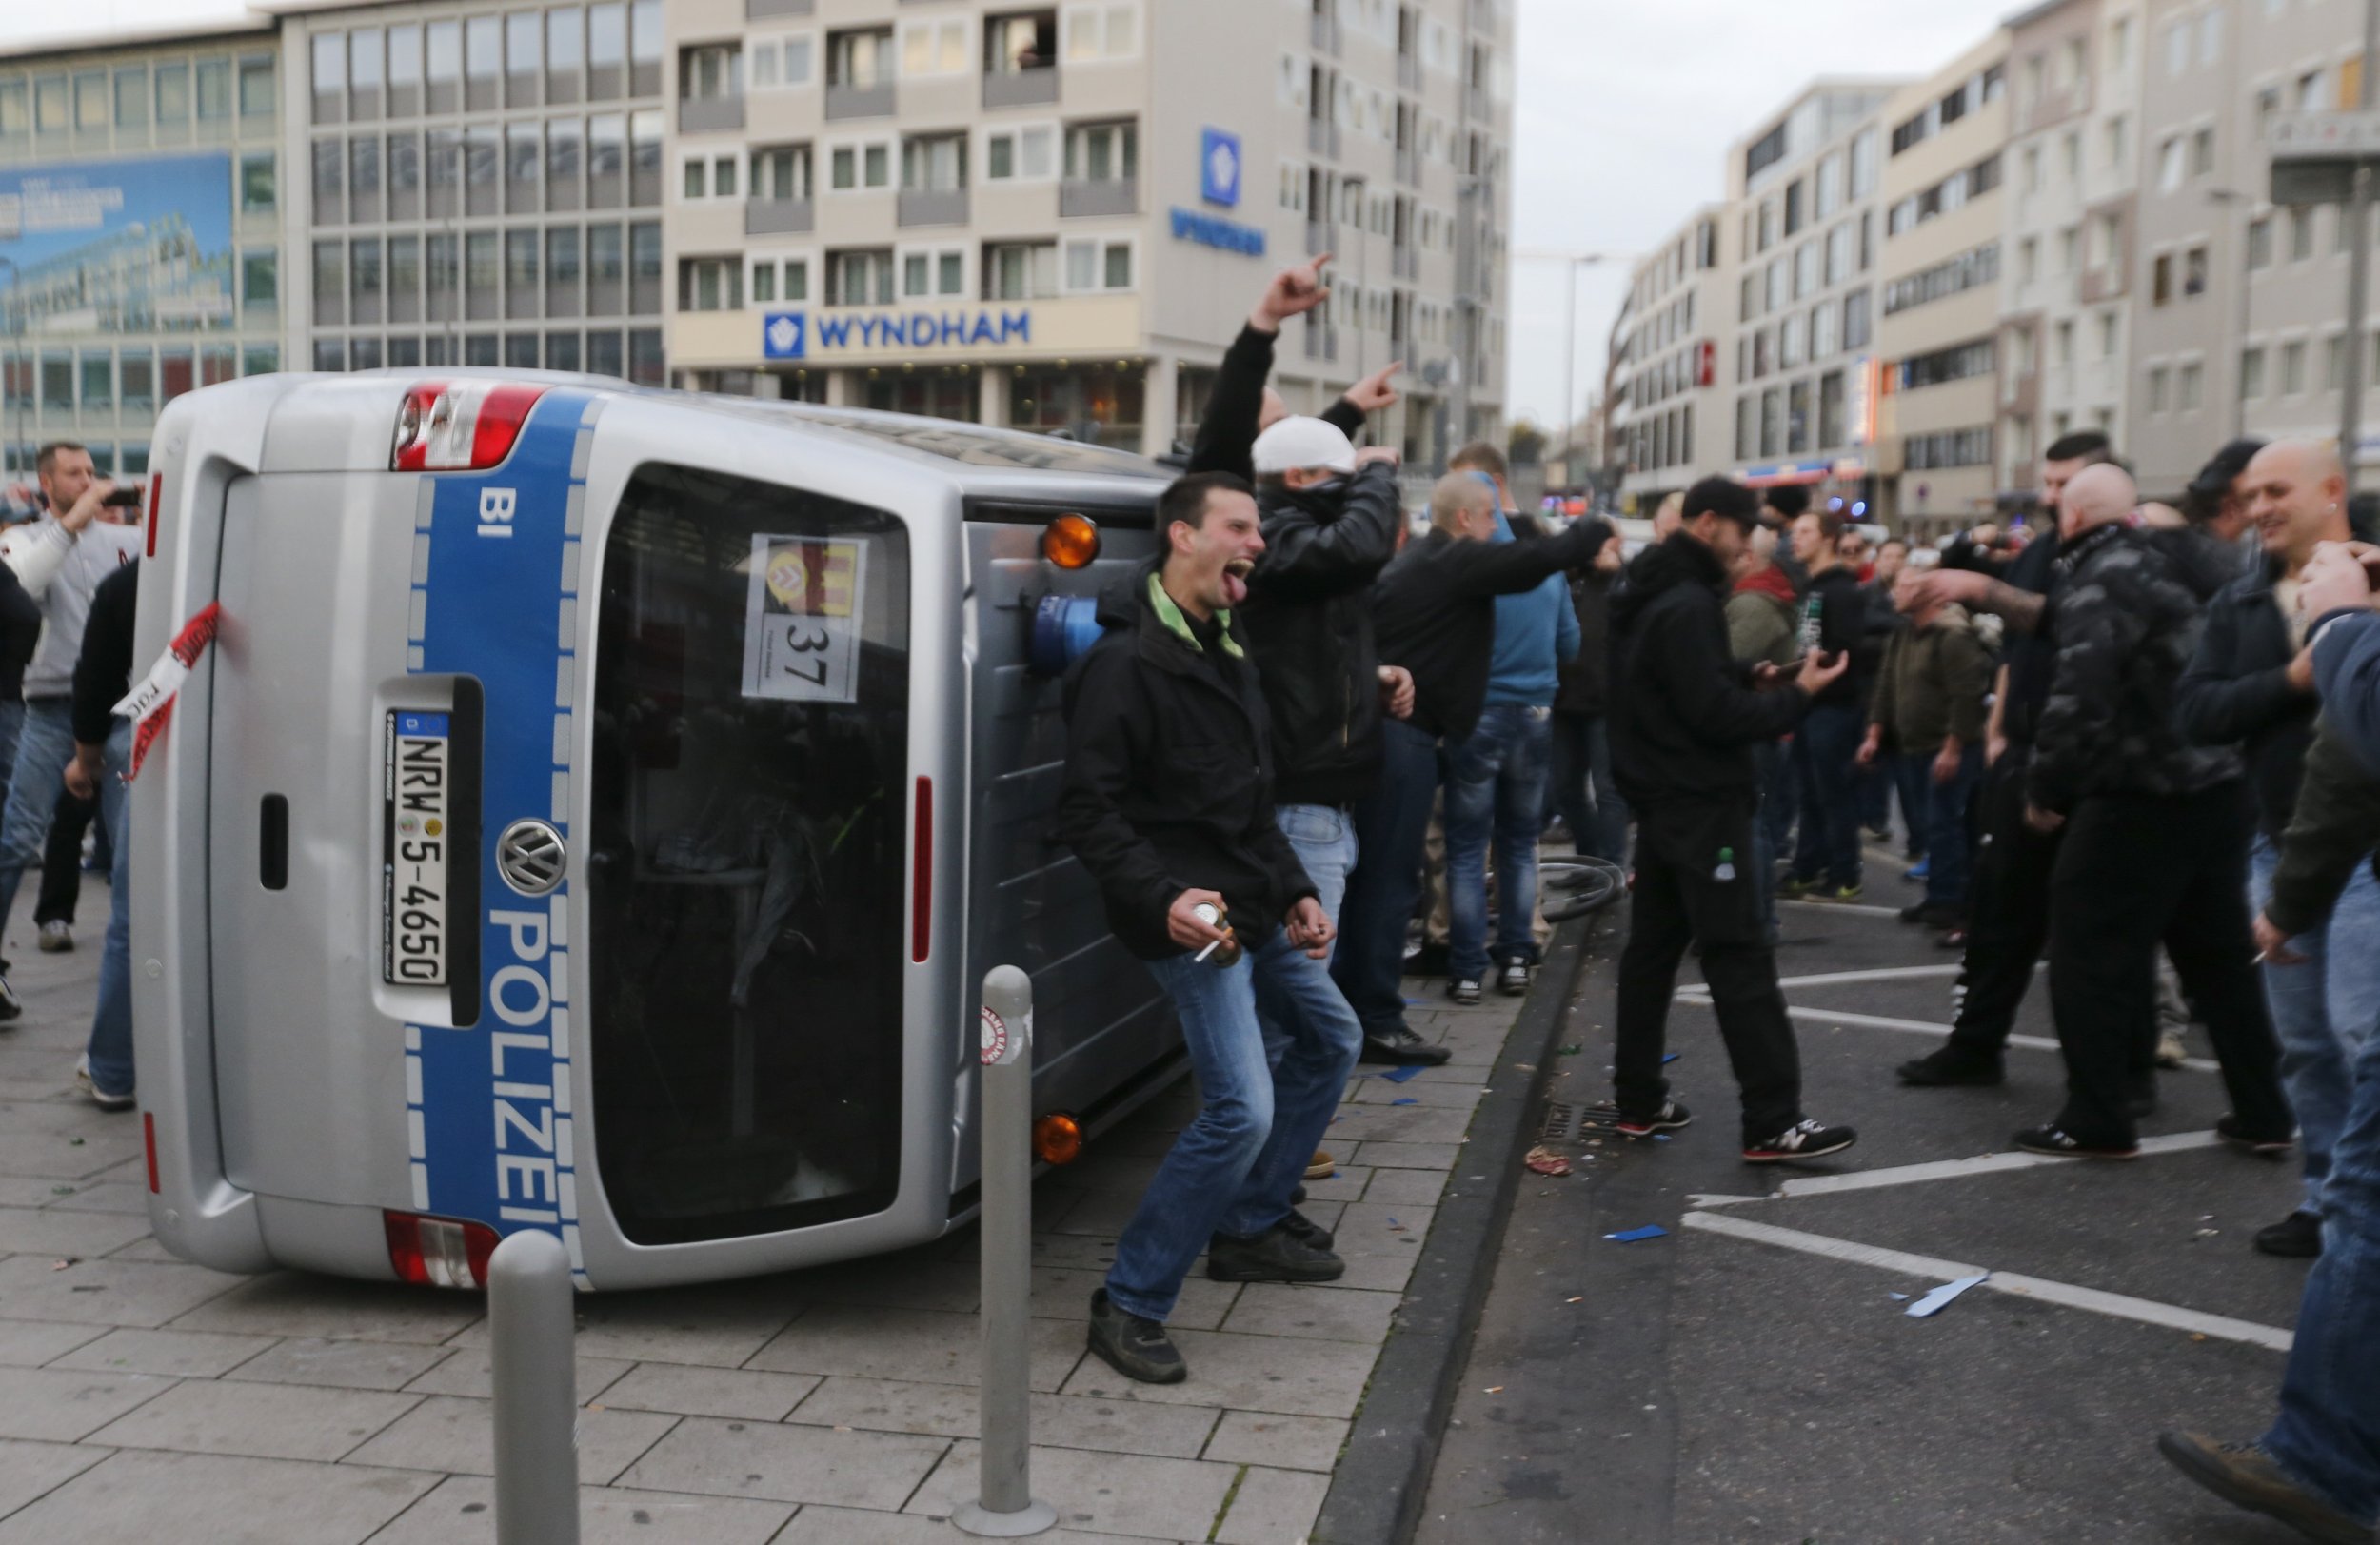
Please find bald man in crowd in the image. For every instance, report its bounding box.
[2016,463,2291,1159]
[2178,440,2376,1258]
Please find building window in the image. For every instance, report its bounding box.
[678,255,742,311]
[901,248,964,297]
[751,144,812,201]
[827,28,893,89]
[1061,2,1140,62]
[829,140,892,190]
[241,151,276,212]
[681,44,741,101]
[2184,246,2209,298]
[196,58,231,121]
[2282,339,2308,394]
[242,248,277,307]
[901,17,970,76]
[2291,207,2316,262]
[1063,236,1133,291]
[826,248,895,306]
[2328,334,2349,390]
[2152,252,2172,306]
[984,240,1060,300]
[1064,119,1137,182]
[901,132,966,191]
[984,123,1056,181]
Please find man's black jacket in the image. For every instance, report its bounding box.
[1555,566,1614,716]
[2175,554,2319,839]
[73,561,136,746]
[1187,324,1367,481]
[1057,567,1314,961]
[1609,531,1812,809]
[1241,462,1401,807]
[1796,565,1871,709]
[1373,516,1610,743]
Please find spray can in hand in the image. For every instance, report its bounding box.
[1192,902,1242,967]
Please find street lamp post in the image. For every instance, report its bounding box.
[1515,248,1626,468]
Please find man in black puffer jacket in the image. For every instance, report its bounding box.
[1608,476,1859,1164]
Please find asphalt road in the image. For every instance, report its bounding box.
[1417,874,2319,1545]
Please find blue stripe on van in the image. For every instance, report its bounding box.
[405,389,599,1286]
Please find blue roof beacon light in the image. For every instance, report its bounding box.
[1029,594,1103,677]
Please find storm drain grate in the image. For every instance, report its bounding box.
[1537,1101,1627,1144]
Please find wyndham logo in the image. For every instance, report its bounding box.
[761,308,1032,358]
[763,312,805,359]
[1201,128,1242,208]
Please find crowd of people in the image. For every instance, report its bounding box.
[0,446,143,1114]
[1056,251,2380,1542]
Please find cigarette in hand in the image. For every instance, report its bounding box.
[1194,939,1221,962]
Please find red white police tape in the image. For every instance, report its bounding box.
[112,603,222,782]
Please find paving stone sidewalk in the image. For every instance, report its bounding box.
[0,887,1529,1545]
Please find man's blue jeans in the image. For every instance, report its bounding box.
[2264,1007,2380,1525]
[1332,719,1440,1040]
[1790,703,1865,890]
[1760,730,1798,863]
[1258,803,1356,1068]
[85,723,132,1096]
[1445,704,1551,982]
[2251,835,2380,1216]
[1750,738,1788,942]
[1105,926,1363,1324]
[0,699,77,934]
[0,699,27,798]
[1916,745,1982,911]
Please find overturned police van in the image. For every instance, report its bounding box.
[132,370,1171,1289]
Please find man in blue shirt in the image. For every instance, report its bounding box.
[1440,453,1574,1000]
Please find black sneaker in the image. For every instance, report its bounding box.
[1087,1289,1186,1385]
[1742,1119,1857,1163]
[1896,901,1932,925]
[0,972,19,1024]
[1360,1025,1452,1066]
[1897,1048,2004,1087]
[1447,977,1483,1006]
[2254,1210,2324,1258]
[1615,1099,1693,1138]
[2013,1124,2138,1159]
[2157,1431,2374,1545]
[2217,1115,2295,1158]
[1206,1222,1346,1284]
[1497,961,1530,997]
[1277,1207,1336,1252]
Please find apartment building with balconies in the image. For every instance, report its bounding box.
[1874,31,2012,539]
[1612,206,1731,511]
[1721,80,1898,516]
[660,0,1512,461]
[1994,0,2146,503]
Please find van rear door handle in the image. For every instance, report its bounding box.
[259,794,288,890]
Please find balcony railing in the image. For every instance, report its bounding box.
[746,0,814,16]
[982,66,1059,109]
[744,197,816,236]
[897,187,970,226]
[824,80,897,119]
[1059,176,1137,217]
[679,95,745,134]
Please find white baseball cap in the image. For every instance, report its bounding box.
[1252,416,1358,476]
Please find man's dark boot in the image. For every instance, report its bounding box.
[1207,1222,1345,1283]
[1087,1289,1186,1385]
[1897,1046,2003,1087]
[2157,1432,2373,1544]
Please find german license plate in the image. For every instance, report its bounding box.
[384,711,451,987]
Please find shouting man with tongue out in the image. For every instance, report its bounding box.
[1058,470,1364,1386]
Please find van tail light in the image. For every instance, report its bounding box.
[143,472,163,559]
[384,1211,502,1289]
[143,1112,159,1193]
[1033,1114,1083,1165]
[390,382,548,472]
[911,776,933,963]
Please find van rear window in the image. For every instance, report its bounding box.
[586,462,910,1245]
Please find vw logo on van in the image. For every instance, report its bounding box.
[495,819,566,897]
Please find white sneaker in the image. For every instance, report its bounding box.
[2155,1027,2191,1069]
[37,921,71,954]
[74,1054,133,1112]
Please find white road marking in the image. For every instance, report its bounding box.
[1679,1210,2294,1352]
[1668,996,2224,1074]
[1696,964,1966,990]
[1755,1130,2223,1200]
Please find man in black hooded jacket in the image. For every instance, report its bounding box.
[1608,475,1859,1163]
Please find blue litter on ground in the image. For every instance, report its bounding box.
[1391,1098,1418,1105]
[1604,1225,1668,1242]
[1906,1273,1990,1318]
[1652,1134,1671,1141]
[1383,1065,1426,1083]
[1404,998,1425,1006]
[1887,1293,1911,1302]
[1662,1053,1680,1064]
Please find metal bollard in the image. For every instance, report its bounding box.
[489,1229,580,1545]
[951,966,1058,1538]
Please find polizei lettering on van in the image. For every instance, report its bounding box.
[399,387,598,1286]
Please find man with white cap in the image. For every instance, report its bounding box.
[1240,414,1412,1083]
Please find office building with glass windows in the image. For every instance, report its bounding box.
[0,19,288,480]
[661,0,1513,460]
[269,0,671,388]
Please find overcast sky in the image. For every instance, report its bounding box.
[1504,0,2017,435]
[24,0,2024,439]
